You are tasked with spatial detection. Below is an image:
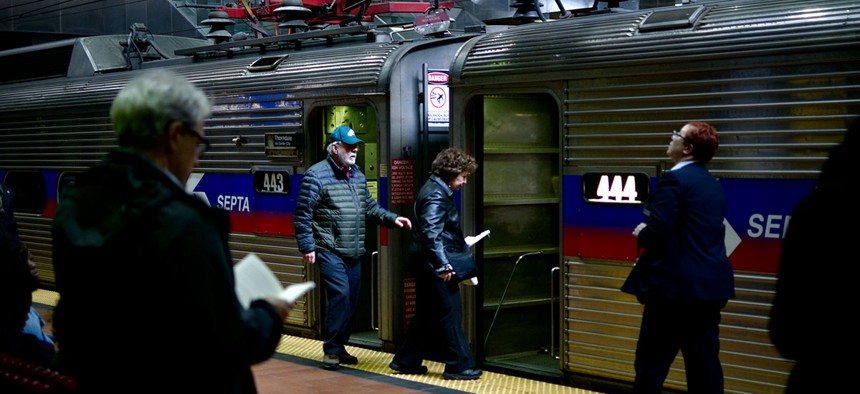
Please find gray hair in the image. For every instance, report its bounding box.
[110,69,211,149]
[326,141,338,155]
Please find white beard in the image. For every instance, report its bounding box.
[338,149,356,166]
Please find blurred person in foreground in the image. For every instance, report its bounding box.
[293,125,411,370]
[389,147,482,380]
[769,117,859,393]
[0,234,56,367]
[1,181,55,359]
[51,69,291,393]
[621,121,735,393]
[1,182,19,241]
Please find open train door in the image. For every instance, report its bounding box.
[454,91,564,379]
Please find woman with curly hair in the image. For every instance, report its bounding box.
[389,147,482,380]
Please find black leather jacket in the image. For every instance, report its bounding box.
[409,174,464,274]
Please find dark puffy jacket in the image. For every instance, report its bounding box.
[294,156,399,259]
[51,149,283,393]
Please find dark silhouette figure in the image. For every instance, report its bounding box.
[769,117,859,393]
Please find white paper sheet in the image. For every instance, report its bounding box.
[234,253,316,308]
[465,229,491,247]
[462,229,489,286]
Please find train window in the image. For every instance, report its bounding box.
[252,167,291,195]
[639,6,706,32]
[248,55,289,72]
[582,172,650,205]
[2,171,46,214]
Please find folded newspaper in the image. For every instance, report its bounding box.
[465,229,490,247]
[234,253,316,309]
[462,229,490,285]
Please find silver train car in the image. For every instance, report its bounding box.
[1,0,858,392]
[447,0,859,392]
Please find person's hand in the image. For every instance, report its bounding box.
[264,297,292,320]
[632,222,647,237]
[436,264,455,282]
[303,251,316,264]
[395,216,412,230]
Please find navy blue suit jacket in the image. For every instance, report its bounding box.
[621,162,735,303]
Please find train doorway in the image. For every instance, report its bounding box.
[471,94,562,378]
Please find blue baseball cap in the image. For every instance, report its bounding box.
[330,125,364,145]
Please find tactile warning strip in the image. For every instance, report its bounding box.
[275,334,591,393]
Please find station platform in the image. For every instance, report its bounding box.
[31,290,599,394]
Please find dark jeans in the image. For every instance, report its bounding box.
[318,250,361,356]
[632,300,727,394]
[393,262,475,373]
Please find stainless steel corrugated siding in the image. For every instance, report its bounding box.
[566,259,789,393]
[457,0,860,179]
[0,41,400,172]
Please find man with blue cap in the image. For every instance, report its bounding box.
[294,125,412,370]
[329,124,364,145]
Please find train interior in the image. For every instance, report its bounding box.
[473,94,562,378]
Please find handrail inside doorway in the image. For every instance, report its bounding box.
[483,250,543,349]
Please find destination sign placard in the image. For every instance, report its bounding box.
[265,132,304,161]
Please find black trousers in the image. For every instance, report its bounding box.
[392,265,475,373]
[632,300,727,394]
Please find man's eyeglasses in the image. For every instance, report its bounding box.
[672,130,693,144]
[182,126,211,155]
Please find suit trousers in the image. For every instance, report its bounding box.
[633,300,726,394]
[318,250,361,356]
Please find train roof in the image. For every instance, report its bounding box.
[0,5,489,85]
[0,33,478,114]
[452,0,860,85]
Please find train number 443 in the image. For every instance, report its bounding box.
[253,169,291,195]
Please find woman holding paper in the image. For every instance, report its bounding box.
[389,147,483,380]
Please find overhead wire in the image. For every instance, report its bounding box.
[0,0,55,13]
[0,0,206,36]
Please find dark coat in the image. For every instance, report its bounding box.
[409,175,472,276]
[51,149,283,393]
[294,155,399,259]
[769,118,858,393]
[621,162,735,303]
[0,182,18,241]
